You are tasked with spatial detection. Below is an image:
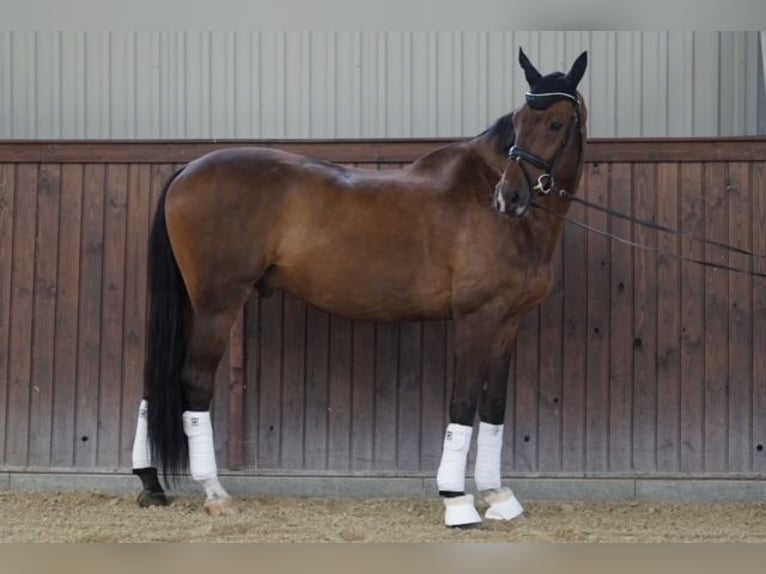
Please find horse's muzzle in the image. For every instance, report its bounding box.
[493,184,530,218]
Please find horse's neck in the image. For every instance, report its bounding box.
[411,140,505,177]
[468,136,509,177]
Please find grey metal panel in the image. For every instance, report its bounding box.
[760,32,766,134]
[0,31,762,139]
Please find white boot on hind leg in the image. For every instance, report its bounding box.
[183,410,235,516]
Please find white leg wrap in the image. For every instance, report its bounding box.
[436,423,473,493]
[182,411,218,482]
[131,400,152,469]
[474,422,504,492]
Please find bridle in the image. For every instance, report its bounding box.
[506,92,583,200]
[510,93,766,280]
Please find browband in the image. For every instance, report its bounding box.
[524,91,579,110]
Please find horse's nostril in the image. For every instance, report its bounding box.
[510,191,521,204]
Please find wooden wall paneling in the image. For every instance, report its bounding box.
[655,163,682,472]
[28,164,61,466]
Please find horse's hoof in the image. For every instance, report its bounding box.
[443,494,482,528]
[482,487,524,521]
[204,496,236,517]
[137,490,170,508]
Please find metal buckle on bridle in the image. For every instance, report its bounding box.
[533,173,553,195]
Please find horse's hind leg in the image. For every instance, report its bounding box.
[181,302,245,516]
[131,402,169,507]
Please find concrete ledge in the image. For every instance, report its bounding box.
[3,472,765,502]
[8,472,140,494]
[636,479,766,502]
[498,478,636,501]
[224,475,430,498]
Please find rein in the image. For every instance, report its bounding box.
[504,92,766,276]
[558,190,766,260]
[531,200,766,279]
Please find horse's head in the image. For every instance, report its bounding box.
[493,48,588,217]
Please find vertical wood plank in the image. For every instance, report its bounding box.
[242,294,260,469]
[6,164,38,466]
[420,321,446,472]
[97,164,128,468]
[227,308,245,470]
[609,163,634,471]
[537,236,564,472]
[258,291,283,469]
[150,165,175,214]
[119,164,151,468]
[513,309,539,472]
[212,335,230,464]
[632,163,658,472]
[703,163,729,472]
[374,323,398,469]
[727,161,752,472]
[351,321,375,471]
[304,306,329,470]
[281,293,306,469]
[327,315,352,470]
[561,170,588,471]
[585,162,610,472]
[51,164,83,467]
[0,164,15,465]
[397,322,421,471]
[28,164,61,467]
[75,164,105,468]
[752,162,766,472]
[680,162,705,472]
[656,163,682,472]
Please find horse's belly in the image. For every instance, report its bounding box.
[277,259,451,322]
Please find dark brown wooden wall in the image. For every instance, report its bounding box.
[1,138,765,477]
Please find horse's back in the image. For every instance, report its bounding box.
[181,146,402,189]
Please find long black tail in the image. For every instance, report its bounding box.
[145,168,189,483]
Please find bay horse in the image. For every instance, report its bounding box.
[131,47,588,527]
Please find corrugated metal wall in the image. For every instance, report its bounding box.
[0,31,762,140]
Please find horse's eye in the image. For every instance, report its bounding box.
[549,121,564,132]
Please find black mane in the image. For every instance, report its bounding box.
[479,112,515,155]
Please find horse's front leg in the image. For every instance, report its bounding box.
[475,317,525,521]
[436,307,501,527]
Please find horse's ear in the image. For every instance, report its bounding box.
[518,47,542,86]
[565,51,588,88]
